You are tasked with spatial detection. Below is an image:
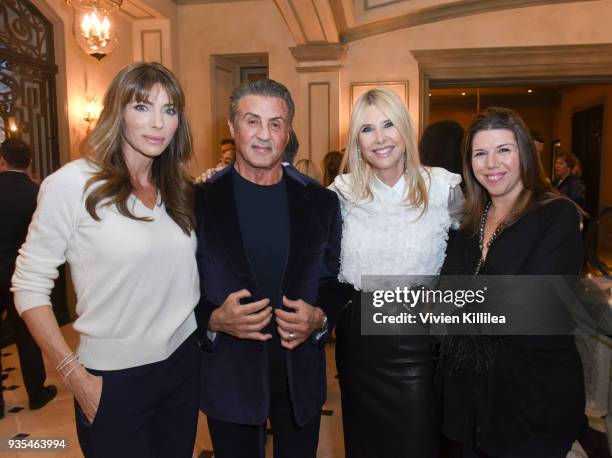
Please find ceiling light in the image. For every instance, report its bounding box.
[67,0,122,60]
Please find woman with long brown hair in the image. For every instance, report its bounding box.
[11,62,200,457]
[440,107,585,457]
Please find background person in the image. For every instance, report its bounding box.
[440,107,585,458]
[322,150,343,186]
[419,119,465,176]
[330,87,463,457]
[11,62,200,457]
[218,138,236,166]
[554,151,586,212]
[283,129,299,164]
[531,130,545,157]
[0,138,56,416]
[294,158,322,183]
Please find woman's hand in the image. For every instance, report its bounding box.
[69,366,103,424]
[194,164,227,184]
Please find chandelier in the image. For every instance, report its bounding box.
[67,0,122,61]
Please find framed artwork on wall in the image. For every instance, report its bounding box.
[349,81,409,111]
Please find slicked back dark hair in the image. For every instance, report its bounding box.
[229,79,294,124]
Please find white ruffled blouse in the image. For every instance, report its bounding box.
[329,167,463,291]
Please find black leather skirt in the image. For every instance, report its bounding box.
[335,289,440,458]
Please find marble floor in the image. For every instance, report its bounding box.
[0,325,607,457]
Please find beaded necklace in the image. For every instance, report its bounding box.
[474,201,512,275]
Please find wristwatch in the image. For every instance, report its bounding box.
[319,314,328,333]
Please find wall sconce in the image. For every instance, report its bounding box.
[7,116,19,138]
[83,95,102,132]
[67,0,122,61]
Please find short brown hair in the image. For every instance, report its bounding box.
[555,151,577,169]
[0,138,32,170]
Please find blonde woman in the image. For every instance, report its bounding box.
[11,63,200,457]
[330,87,462,457]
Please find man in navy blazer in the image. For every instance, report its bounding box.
[194,79,345,458]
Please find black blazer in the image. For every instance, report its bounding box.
[194,165,344,426]
[0,171,38,289]
[441,199,585,455]
[553,174,586,212]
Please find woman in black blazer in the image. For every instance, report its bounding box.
[440,107,585,458]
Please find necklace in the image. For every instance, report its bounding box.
[474,201,511,275]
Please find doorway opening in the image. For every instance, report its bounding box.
[210,53,268,166]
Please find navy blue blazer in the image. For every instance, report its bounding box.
[194,165,345,426]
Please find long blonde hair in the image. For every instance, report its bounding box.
[82,62,195,235]
[342,87,428,211]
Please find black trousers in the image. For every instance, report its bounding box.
[207,408,321,458]
[75,334,200,458]
[0,288,46,402]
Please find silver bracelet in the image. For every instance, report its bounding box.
[57,353,79,373]
[55,351,76,371]
[62,362,83,385]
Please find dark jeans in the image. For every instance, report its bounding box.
[75,334,200,458]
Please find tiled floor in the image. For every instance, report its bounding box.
[0,325,608,457]
[0,324,344,458]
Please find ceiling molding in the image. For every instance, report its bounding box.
[177,0,256,4]
[296,65,342,72]
[340,0,595,43]
[274,0,308,43]
[413,43,612,134]
[120,0,159,18]
[412,43,612,80]
[329,0,349,33]
[289,42,348,62]
[363,0,404,12]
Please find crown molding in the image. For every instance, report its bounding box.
[341,0,594,43]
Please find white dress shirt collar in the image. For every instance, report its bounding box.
[370,173,406,201]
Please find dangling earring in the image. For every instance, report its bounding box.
[356,146,362,161]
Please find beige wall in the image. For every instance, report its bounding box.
[178,0,612,171]
[553,84,612,210]
[32,0,612,176]
[178,1,299,172]
[32,0,177,163]
[31,0,136,162]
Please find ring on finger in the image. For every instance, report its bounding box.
[288,331,295,341]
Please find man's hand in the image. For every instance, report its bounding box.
[209,289,273,341]
[275,296,324,349]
